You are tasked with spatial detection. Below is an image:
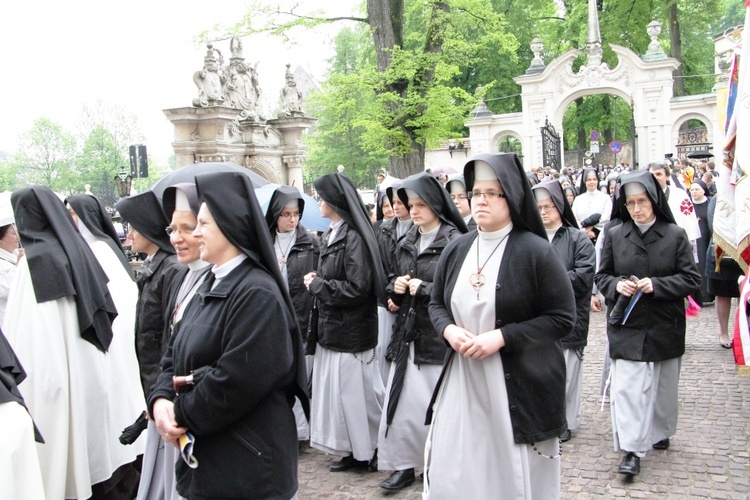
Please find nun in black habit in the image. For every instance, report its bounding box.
[445,174,477,230]
[4,185,144,500]
[376,172,467,490]
[149,172,307,499]
[532,180,596,441]
[424,154,575,499]
[303,172,387,472]
[595,171,700,476]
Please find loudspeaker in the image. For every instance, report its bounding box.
[138,145,148,178]
[129,145,138,177]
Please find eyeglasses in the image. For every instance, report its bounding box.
[450,194,468,201]
[280,212,301,219]
[537,204,556,213]
[625,199,651,210]
[470,191,507,200]
[165,225,196,236]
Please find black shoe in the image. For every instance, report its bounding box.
[329,454,366,472]
[560,429,572,442]
[618,453,640,476]
[652,438,670,450]
[380,469,416,491]
[368,449,378,472]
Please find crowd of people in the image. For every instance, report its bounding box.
[0,150,743,499]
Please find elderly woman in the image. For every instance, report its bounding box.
[304,172,387,472]
[5,186,143,500]
[425,154,575,498]
[377,173,467,491]
[595,171,700,476]
[149,172,307,499]
[572,167,612,244]
[532,180,596,442]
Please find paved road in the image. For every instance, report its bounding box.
[297,304,750,499]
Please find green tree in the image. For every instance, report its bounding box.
[75,125,125,206]
[13,118,77,192]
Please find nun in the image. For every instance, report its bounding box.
[4,186,144,500]
[265,185,319,443]
[377,173,467,491]
[532,180,596,442]
[136,183,211,500]
[572,167,612,243]
[303,172,387,472]
[115,191,183,399]
[373,189,395,233]
[149,172,307,499]
[445,174,477,230]
[595,171,700,476]
[0,221,19,325]
[425,154,575,499]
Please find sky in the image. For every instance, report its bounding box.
[0,1,356,163]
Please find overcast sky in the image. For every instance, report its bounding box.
[1,1,355,162]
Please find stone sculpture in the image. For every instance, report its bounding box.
[224,36,264,120]
[279,64,304,117]
[193,44,225,107]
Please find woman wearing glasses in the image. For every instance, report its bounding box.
[595,171,700,477]
[425,153,575,499]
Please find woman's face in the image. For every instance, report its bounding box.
[565,191,575,205]
[169,210,200,264]
[318,199,335,219]
[689,183,706,202]
[624,192,655,224]
[276,204,301,234]
[449,186,471,218]
[392,198,410,220]
[381,198,394,219]
[0,225,19,253]
[193,203,240,266]
[409,197,439,231]
[585,171,599,192]
[471,179,511,232]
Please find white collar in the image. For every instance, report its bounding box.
[211,254,248,281]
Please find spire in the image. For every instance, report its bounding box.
[585,0,603,66]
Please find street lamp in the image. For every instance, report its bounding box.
[114,168,132,198]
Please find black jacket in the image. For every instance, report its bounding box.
[387,223,460,365]
[149,259,298,500]
[285,225,319,335]
[595,219,701,362]
[378,217,410,281]
[428,229,575,444]
[310,223,378,352]
[549,227,596,349]
[135,250,182,398]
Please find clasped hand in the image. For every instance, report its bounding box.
[393,275,422,296]
[443,324,504,360]
[153,398,188,448]
[616,276,653,297]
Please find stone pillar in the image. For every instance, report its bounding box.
[267,115,317,185]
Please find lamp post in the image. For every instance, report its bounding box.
[114,168,132,198]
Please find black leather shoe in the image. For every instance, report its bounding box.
[329,454,366,472]
[368,449,378,472]
[380,469,416,491]
[652,438,670,450]
[618,453,640,476]
[560,429,572,442]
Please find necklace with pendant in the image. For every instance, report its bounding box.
[276,233,295,270]
[469,233,510,300]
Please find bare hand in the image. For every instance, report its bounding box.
[303,272,317,290]
[459,329,505,360]
[590,294,602,312]
[387,298,400,312]
[443,324,475,352]
[616,279,637,297]
[408,278,423,296]
[153,398,188,447]
[636,277,653,294]
[394,275,411,295]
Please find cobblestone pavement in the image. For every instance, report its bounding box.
[297,303,750,499]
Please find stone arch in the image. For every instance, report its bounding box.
[245,155,283,184]
[670,111,715,155]
[490,130,524,154]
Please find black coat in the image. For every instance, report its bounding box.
[595,219,701,362]
[549,227,596,349]
[285,225,319,335]
[386,223,460,365]
[135,250,182,398]
[310,223,378,352]
[377,216,410,281]
[428,229,575,444]
[149,259,298,500]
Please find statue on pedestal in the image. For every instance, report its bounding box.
[279,64,304,117]
[224,36,264,120]
[193,44,225,107]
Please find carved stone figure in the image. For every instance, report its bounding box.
[279,64,304,117]
[224,36,264,120]
[193,44,225,107]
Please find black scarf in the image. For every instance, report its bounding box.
[397,172,468,233]
[314,173,387,304]
[162,183,201,218]
[13,186,117,352]
[66,194,132,277]
[464,153,547,239]
[533,179,579,229]
[115,191,175,254]
[265,186,305,232]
